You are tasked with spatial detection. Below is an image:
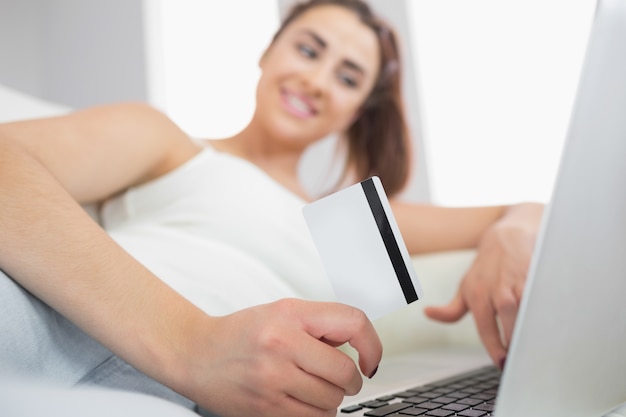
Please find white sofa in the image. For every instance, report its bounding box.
[0,84,73,122]
[377,249,480,356]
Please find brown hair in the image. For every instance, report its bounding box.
[275,0,412,197]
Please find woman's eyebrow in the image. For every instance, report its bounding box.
[301,29,327,48]
[342,59,365,76]
[300,29,367,76]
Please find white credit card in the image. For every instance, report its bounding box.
[303,176,423,320]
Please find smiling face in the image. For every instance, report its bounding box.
[252,4,381,150]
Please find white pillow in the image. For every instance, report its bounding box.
[0,84,72,123]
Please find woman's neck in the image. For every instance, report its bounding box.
[205,130,311,201]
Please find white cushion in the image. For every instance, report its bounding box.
[0,84,71,123]
[375,250,480,357]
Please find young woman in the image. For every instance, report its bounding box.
[209,0,541,369]
[0,0,542,416]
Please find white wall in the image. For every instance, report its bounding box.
[0,0,147,109]
[410,0,597,206]
[0,0,44,99]
[144,0,280,139]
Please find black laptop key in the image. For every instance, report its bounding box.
[419,392,441,399]
[364,402,412,416]
[447,391,471,399]
[431,387,455,394]
[457,409,487,417]
[361,400,389,408]
[377,395,397,402]
[396,391,421,399]
[456,398,482,406]
[446,383,470,389]
[474,403,495,412]
[398,407,428,416]
[340,404,363,413]
[409,402,441,410]
[425,409,455,416]
[441,402,470,412]
[431,396,456,404]
[403,396,430,405]
[460,387,482,394]
[471,393,495,401]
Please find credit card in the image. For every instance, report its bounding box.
[303,176,423,320]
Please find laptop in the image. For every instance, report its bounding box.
[337,0,626,415]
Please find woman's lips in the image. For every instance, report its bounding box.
[281,90,317,118]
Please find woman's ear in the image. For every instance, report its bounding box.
[349,110,362,126]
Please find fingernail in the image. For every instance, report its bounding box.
[368,366,379,379]
[498,357,506,371]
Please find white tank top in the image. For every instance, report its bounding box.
[100,146,334,316]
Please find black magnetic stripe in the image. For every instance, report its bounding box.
[361,178,418,304]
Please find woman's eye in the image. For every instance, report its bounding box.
[338,73,358,88]
[298,44,317,58]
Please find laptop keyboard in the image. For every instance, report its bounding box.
[339,365,500,416]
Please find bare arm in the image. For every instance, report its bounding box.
[0,135,200,390]
[391,199,544,369]
[0,102,200,203]
[0,102,200,344]
[391,201,507,254]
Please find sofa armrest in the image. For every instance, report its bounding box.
[373,249,481,358]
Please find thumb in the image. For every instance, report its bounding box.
[302,302,382,378]
[424,291,468,323]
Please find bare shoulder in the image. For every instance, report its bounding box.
[77,102,204,192]
[81,102,202,178]
[99,102,203,180]
[74,101,198,151]
[1,101,202,202]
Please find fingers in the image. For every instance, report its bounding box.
[292,330,363,396]
[493,286,519,348]
[425,291,508,369]
[271,300,382,412]
[422,283,510,367]
[468,292,507,367]
[187,299,381,417]
[423,268,521,369]
[297,301,382,381]
[423,291,468,323]
[469,278,520,368]
[264,357,344,412]
[247,339,347,413]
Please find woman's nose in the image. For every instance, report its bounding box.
[301,63,333,95]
